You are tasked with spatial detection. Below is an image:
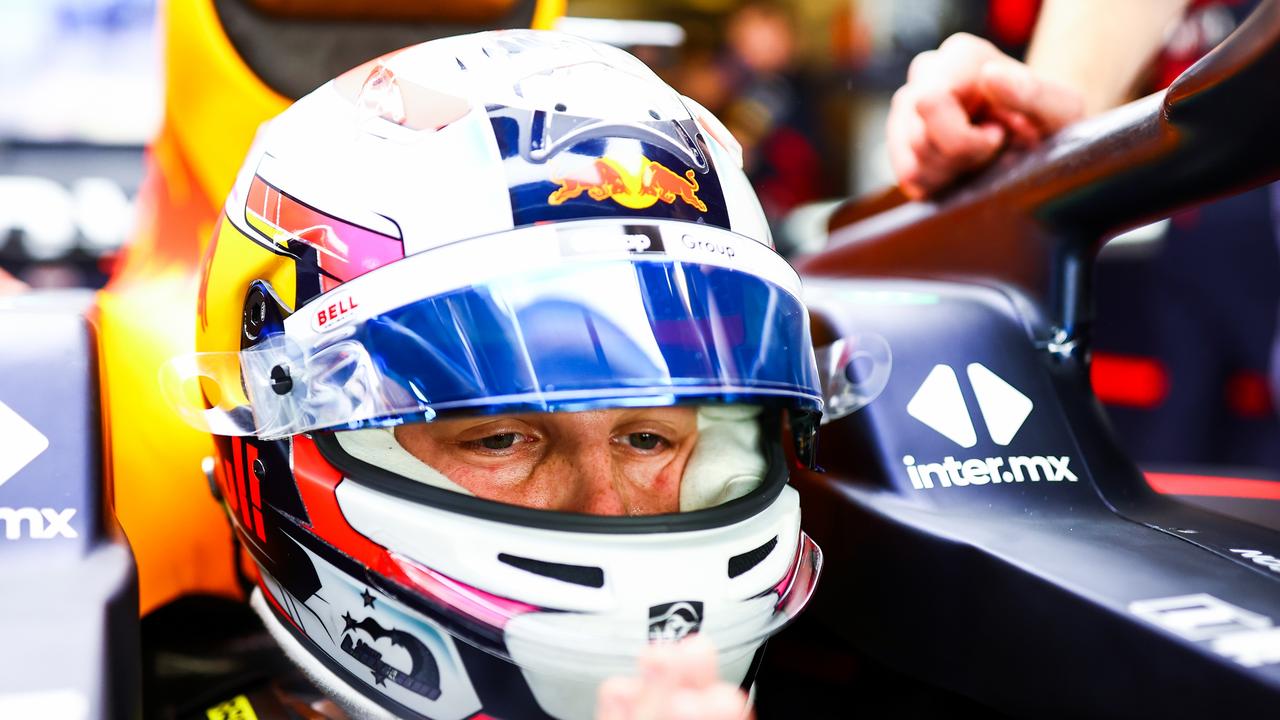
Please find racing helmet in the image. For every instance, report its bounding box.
[168,30,823,719]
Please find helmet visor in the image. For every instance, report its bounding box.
[163,221,822,439]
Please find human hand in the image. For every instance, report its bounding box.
[887,32,1085,199]
[0,268,27,295]
[596,635,752,720]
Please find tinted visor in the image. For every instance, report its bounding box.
[165,221,822,439]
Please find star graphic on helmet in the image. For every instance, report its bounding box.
[361,588,376,608]
[342,612,357,633]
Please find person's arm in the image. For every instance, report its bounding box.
[1027,0,1190,115]
[0,268,27,295]
[887,0,1192,199]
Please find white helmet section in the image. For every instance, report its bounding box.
[336,428,475,496]
[335,479,802,619]
[221,29,770,258]
[679,404,769,510]
[334,479,803,717]
[233,83,514,259]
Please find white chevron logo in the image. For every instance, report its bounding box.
[907,363,1033,447]
[902,364,1073,491]
[0,400,48,489]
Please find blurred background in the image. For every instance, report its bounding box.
[0,0,1041,287]
[2,0,1277,478]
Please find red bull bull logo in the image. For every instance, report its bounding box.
[548,156,707,212]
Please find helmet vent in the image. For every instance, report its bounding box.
[728,536,778,579]
[243,286,268,341]
[497,553,605,588]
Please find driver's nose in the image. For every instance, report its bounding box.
[558,447,628,516]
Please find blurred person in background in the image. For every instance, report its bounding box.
[885,0,1280,477]
[0,267,24,293]
[676,2,822,225]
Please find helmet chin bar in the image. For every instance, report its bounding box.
[246,475,819,720]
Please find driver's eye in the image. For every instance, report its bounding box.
[626,432,663,450]
[478,433,519,450]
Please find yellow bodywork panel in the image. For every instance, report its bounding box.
[100,0,564,616]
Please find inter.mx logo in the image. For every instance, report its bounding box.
[0,508,77,539]
[902,363,1076,490]
[0,399,77,540]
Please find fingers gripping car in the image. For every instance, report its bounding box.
[164,31,824,720]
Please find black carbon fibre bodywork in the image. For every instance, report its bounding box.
[786,280,1280,717]
[784,1,1280,716]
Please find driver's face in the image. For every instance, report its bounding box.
[393,407,699,515]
